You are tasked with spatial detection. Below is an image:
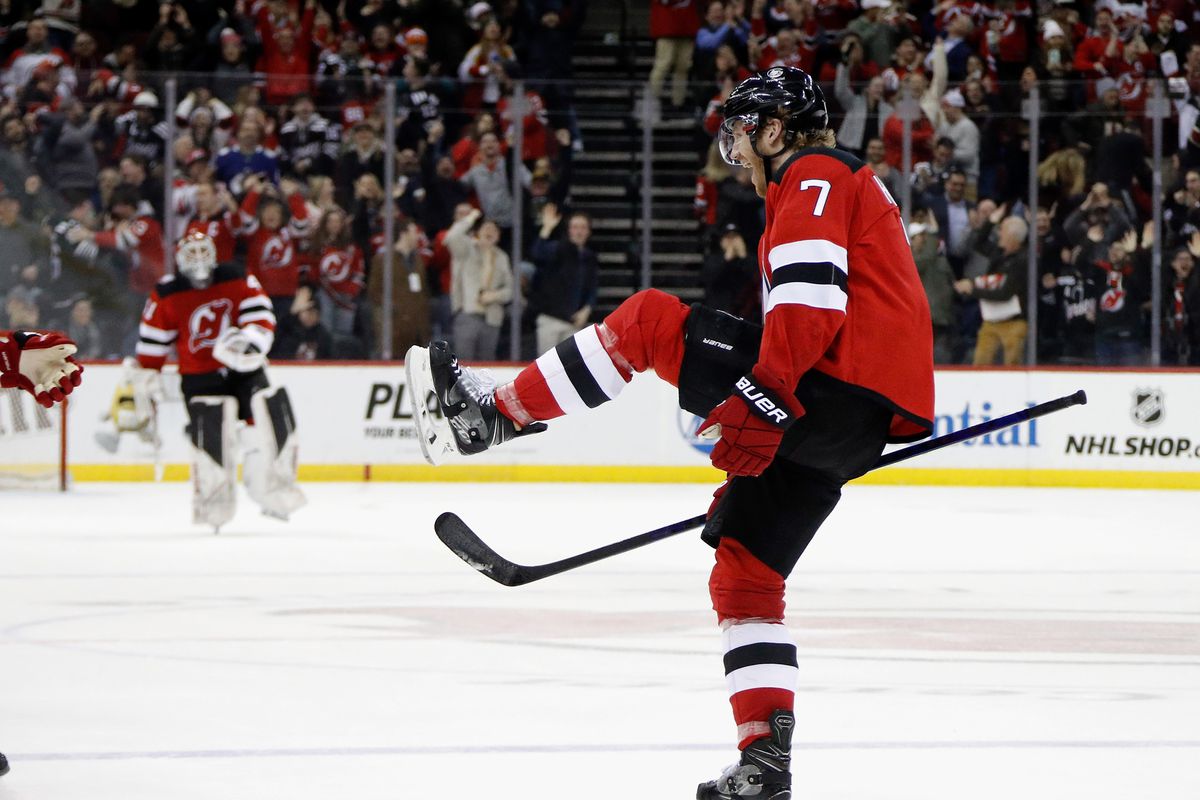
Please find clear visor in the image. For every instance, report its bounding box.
[718,114,757,167]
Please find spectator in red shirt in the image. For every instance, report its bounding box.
[1074,7,1120,81]
[649,0,701,109]
[238,175,311,318]
[75,183,164,299]
[365,22,404,79]
[496,61,550,164]
[882,74,936,169]
[1112,39,1158,116]
[311,206,364,337]
[450,112,499,178]
[183,182,240,263]
[257,24,314,107]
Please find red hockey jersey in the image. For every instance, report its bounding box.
[136,267,276,375]
[757,148,933,441]
[94,211,165,294]
[184,213,240,264]
[314,244,365,310]
[238,190,311,297]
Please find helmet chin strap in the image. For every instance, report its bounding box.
[749,116,796,184]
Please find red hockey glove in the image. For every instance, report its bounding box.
[698,366,804,477]
[0,331,84,408]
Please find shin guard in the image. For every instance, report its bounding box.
[188,396,238,532]
[245,386,306,520]
[711,538,796,749]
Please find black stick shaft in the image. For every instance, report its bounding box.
[873,388,1086,467]
[439,390,1088,584]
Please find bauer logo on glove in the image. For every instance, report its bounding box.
[699,366,804,477]
[733,375,793,426]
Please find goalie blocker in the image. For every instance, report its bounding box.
[187,383,305,532]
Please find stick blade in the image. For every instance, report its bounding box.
[434,512,530,587]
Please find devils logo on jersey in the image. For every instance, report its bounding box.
[320,249,352,282]
[188,298,233,353]
[260,235,294,270]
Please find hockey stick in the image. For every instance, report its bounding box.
[435,389,1087,587]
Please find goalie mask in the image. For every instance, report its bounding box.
[177,231,218,288]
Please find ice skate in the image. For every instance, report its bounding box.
[697,710,793,800]
[405,342,544,465]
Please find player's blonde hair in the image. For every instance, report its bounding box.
[792,128,837,150]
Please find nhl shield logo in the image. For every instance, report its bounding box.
[1131,388,1164,427]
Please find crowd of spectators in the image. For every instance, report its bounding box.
[683,0,1200,365]
[4,0,1199,370]
[0,0,596,363]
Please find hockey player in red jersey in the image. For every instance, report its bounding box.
[408,65,933,799]
[135,232,305,531]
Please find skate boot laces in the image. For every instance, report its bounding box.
[452,363,497,408]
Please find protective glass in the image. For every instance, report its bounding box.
[718,114,757,167]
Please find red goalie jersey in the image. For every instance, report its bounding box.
[135,267,276,375]
[757,148,934,441]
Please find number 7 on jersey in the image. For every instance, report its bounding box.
[799,179,831,216]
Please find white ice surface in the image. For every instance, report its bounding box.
[0,482,1198,800]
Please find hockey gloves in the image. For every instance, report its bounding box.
[213,326,268,373]
[699,366,803,477]
[0,331,84,408]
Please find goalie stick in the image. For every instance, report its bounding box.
[436,390,1087,587]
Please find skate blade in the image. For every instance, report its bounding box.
[404,345,457,467]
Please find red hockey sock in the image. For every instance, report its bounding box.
[710,538,795,749]
[496,289,690,425]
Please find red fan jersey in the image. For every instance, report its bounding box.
[135,268,276,375]
[238,190,311,297]
[756,148,933,441]
[314,244,365,309]
[184,213,239,263]
[94,211,165,294]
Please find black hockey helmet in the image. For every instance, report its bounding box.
[718,65,829,168]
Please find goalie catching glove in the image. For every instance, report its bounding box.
[0,331,84,408]
[212,326,268,373]
[699,365,804,477]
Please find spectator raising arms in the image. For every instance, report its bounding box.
[458,15,516,113]
[530,203,597,353]
[447,207,513,361]
[255,0,317,106]
[214,120,281,195]
[238,175,311,320]
[955,203,1030,366]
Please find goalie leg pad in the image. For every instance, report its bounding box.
[187,396,238,531]
[677,303,761,417]
[230,368,270,421]
[244,385,306,520]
